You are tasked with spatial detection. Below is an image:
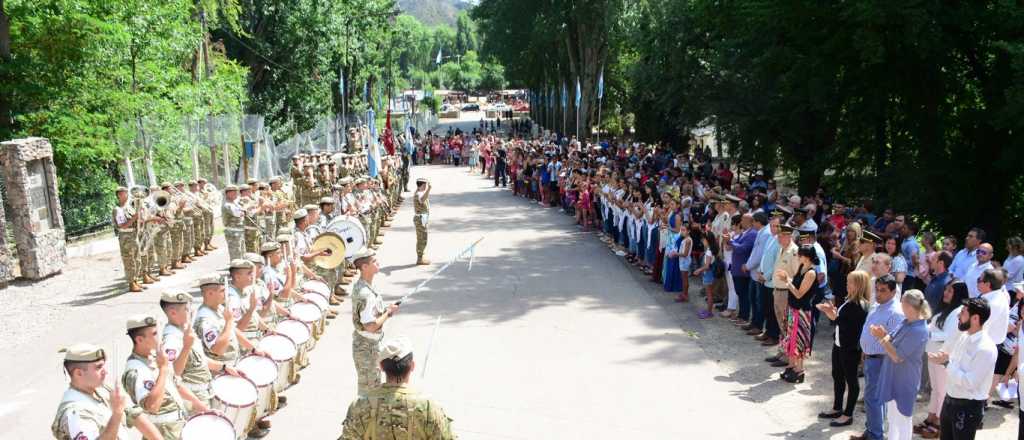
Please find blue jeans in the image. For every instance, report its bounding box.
[863,356,885,440]
[749,280,764,329]
[734,275,752,321]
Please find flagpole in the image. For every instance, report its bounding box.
[596,97,602,145]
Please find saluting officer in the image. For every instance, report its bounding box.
[339,337,456,439]
[413,178,431,265]
[349,249,399,395]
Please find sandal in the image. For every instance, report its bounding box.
[697,310,713,319]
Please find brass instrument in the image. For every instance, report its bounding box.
[138,189,170,255]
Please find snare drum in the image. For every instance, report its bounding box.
[289,301,324,337]
[257,334,297,392]
[302,292,329,314]
[301,279,331,301]
[181,410,236,440]
[209,375,257,440]
[235,354,278,419]
[275,319,313,369]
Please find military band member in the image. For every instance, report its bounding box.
[239,185,262,254]
[114,187,144,293]
[270,177,292,235]
[184,181,207,258]
[339,337,456,440]
[193,273,271,438]
[52,343,163,440]
[350,249,399,395]
[159,290,239,407]
[149,185,176,276]
[413,178,431,265]
[161,182,187,268]
[222,185,245,262]
[318,196,337,227]
[122,314,208,439]
[195,178,217,252]
[173,182,197,263]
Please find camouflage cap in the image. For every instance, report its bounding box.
[229,259,254,270]
[275,234,292,243]
[260,242,280,253]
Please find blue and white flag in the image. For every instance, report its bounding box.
[435,48,442,65]
[575,77,581,108]
[363,81,369,102]
[561,82,567,108]
[367,109,380,177]
[404,118,414,155]
[597,67,604,100]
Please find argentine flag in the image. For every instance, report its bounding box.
[367,109,380,177]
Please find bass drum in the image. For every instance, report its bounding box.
[325,215,367,258]
[305,224,323,239]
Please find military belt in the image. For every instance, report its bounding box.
[148,409,186,424]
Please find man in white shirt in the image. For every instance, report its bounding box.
[965,243,995,298]
[928,297,997,439]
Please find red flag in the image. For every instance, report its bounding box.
[383,110,395,155]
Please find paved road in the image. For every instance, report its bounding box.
[2,115,1018,439]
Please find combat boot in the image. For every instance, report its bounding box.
[206,242,217,251]
[128,281,143,293]
[173,261,186,269]
[159,267,173,276]
[142,274,157,284]
[416,257,431,265]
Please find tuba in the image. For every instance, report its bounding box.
[138,190,170,255]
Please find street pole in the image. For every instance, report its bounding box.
[596,97,602,145]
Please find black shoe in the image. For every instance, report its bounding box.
[771,359,789,367]
[830,418,853,427]
[818,411,842,419]
[992,399,1015,409]
[782,370,805,383]
[764,355,781,363]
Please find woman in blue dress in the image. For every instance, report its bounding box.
[663,212,683,293]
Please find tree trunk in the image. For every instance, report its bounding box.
[0,0,12,132]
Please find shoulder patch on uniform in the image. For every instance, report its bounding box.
[74,433,88,440]
[204,330,217,343]
[165,348,178,360]
[143,380,154,391]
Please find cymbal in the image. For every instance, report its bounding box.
[311,232,346,269]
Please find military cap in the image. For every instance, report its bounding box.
[260,242,281,253]
[416,178,429,184]
[116,186,128,193]
[196,273,223,288]
[860,231,883,244]
[319,197,335,205]
[349,247,376,263]
[292,208,308,220]
[174,181,185,187]
[303,204,319,212]
[246,178,259,185]
[797,224,817,235]
[243,253,264,265]
[149,185,160,191]
[160,290,192,304]
[339,177,354,185]
[332,184,343,190]
[188,180,198,186]
[224,185,239,192]
[779,224,796,235]
[777,206,794,216]
[160,182,172,189]
[794,206,809,214]
[258,183,269,190]
[229,259,254,270]
[197,178,208,183]
[62,343,106,363]
[724,194,742,203]
[126,314,158,331]
[377,336,413,362]
[275,234,292,243]
[355,177,368,184]
[269,176,282,183]
[239,185,252,192]
[769,208,787,218]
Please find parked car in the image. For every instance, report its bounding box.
[461,103,481,111]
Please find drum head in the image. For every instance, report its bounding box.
[289,302,322,324]
[303,293,329,312]
[301,280,331,299]
[236,354,278,387]
[182,411,236,440]
[258,334,297,362]
[275,319,311,345]
[327,216,367,258]
[210,375,257,407]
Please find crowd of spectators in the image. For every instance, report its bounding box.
[452,128,1024,440]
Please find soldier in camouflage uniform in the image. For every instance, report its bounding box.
[349,249,399,396]
[222,185,246,262]
[270,176,293,235]
[51,343,162,440]
[160,182,187,268]
[149,185,175,276]
[159,290,240,407]
[173,182,197,263]
[196,178,217,252]
[113,187,143,292]
[185,181,207,258]
[339,337,456,440]
[122,314,209,439]
[413,178,431,265]
[239,185,262,254]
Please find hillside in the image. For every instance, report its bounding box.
[398,0,474,27]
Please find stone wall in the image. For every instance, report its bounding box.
[0,137,66,279]
[0,191,10,285]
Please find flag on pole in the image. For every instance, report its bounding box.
[363,81,369,102]
[597,67,604,100]
[575,77,581,108]
[561,82,567,108]
[435,48,443,65]
[383,109,395,156]
[367,109,380,177]
[339,67,345,97]
[404,118,414,155]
